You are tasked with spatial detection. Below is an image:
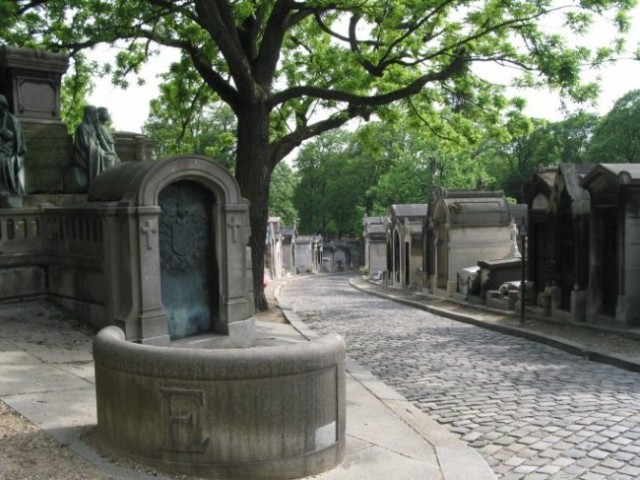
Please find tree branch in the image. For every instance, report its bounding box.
[270,49,467,108]
[255,0,313,86]
[193,0,254,95]
[269,109,360,167]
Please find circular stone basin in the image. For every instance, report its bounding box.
[93,326,346,479]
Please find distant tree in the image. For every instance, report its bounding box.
[294,130,351,236]
[269,162,298,227]
[546,112,600,164]
[585,89,640,163]
[481,112,542,201]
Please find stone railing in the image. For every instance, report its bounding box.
[0,206,108,316]
[42,208,104,259]
[0,208,41,255]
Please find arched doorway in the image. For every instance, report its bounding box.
[158,180,218,340]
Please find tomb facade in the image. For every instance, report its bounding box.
[87,155,255,345]
[294,235,323,273]
[425,188,513,296]
[363,215,387,279]
[581,164,640,326]
[265,216,283,280]
[523,163,592,322]
[386,204,427,289]
[281,226,297,273]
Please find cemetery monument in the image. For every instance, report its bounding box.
[0,45,346,479]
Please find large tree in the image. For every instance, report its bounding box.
[3,0,633,309]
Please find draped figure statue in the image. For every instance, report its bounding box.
[0,94,26,195]
[70,105,120,192]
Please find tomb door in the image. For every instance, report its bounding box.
[436,226,447,289]
[556,197,575,311]
[601,210,618,316]
[159,180,217,340]
[404,240,410,285]
[393,230,401,283]
[532,220,550,294]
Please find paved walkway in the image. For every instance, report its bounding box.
[277,274,640,480]
[0,298,495,480]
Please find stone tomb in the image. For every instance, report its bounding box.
[265,216,283,280]
[523,164,592,322]
[293,235,323,273]
[92,155,347,478]
[363,215,387,280]
[88,155,254,345]
[0,46,71,194]
[582,164,640,326]
[425,189,513,296]
[281,225,297,273]
[386,204,427,289]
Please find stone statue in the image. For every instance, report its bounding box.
[70,105,119,192]
[96,107,120,169]
[508,220,521,258]
[0,94,26,195]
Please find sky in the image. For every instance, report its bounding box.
[87,8,640,134]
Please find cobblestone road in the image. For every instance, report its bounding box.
[279,275,640,480]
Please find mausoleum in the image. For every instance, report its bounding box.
[425,188,513,296]
[523,164,592,322]
[581,164,640,327]
[385,204,427,288]
[363,215,387,279]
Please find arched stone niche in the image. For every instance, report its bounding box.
[88,155,254,346]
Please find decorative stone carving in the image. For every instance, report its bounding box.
[0,94,26,195]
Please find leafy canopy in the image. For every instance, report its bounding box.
[3,0,635,162]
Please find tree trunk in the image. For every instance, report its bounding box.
[235,102,272,311]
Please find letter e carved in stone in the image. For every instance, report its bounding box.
[159,387,209,453]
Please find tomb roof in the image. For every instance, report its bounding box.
[436,192,511,227]
[363,216,388,236]
[0,45,69,73]
[554,163,595,216]
[522,166,557,201]
[87,155,244,207]
[582,163,640,192]
[363,215,387,226]
[389,204,428,219]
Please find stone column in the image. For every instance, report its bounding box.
[136,206,169,345]
[218,203,254,345]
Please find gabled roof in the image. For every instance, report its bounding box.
[553,163,595,216]
[522,166,557,202]
[582,164,640,188]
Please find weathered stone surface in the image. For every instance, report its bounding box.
[94,326,346,479]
